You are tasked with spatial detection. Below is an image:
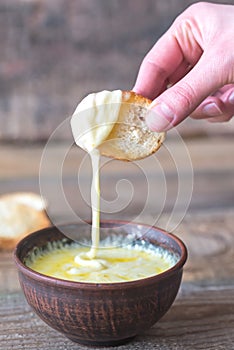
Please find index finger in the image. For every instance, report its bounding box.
[133,33,184,100]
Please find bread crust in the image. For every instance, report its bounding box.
[98,90,165,161]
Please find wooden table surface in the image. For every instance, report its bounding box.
[0,135,234,349]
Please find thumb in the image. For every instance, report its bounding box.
[146,53,225,132]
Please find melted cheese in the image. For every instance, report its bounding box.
[27,244,174,283]
[87,148,100,259]
[67,90,172,281]
[70,90,122,262]
[71,90,122,152]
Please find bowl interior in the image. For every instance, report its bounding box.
[15,221,187,284]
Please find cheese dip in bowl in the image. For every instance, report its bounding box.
[14,221,187,347]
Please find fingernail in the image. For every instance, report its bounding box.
[146,102,175,132]
[202,102,222,117]
[228,91,234,105]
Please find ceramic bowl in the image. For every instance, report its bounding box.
[14,221,187,347]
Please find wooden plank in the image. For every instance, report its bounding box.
[1,284,234,350]
[0,251,20,293]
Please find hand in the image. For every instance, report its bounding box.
[133,2,234,132]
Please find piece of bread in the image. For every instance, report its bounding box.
[98,91,165,161]
[0,192,51,250]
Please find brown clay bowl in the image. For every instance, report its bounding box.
[14,221,187,347]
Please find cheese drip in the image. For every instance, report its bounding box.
[86,149,100,260]
[71,90,122,262]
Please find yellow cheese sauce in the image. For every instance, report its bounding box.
[27,242,175,283]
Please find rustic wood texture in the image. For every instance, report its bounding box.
[0,136,234,348]
[1,284,234,350]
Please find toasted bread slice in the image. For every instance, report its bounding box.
[98,91,165,161]
[0,192,51,250]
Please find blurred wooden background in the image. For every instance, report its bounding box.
[1,4,234,348]
[0,0,233,142]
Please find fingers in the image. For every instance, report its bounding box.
[190,85,234,122]
[133,33,184,100]
[133,2,234,131]
[168,60,192,86]
[132,11,206,131]
[133,6,203,101]
[145,50,231,132]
